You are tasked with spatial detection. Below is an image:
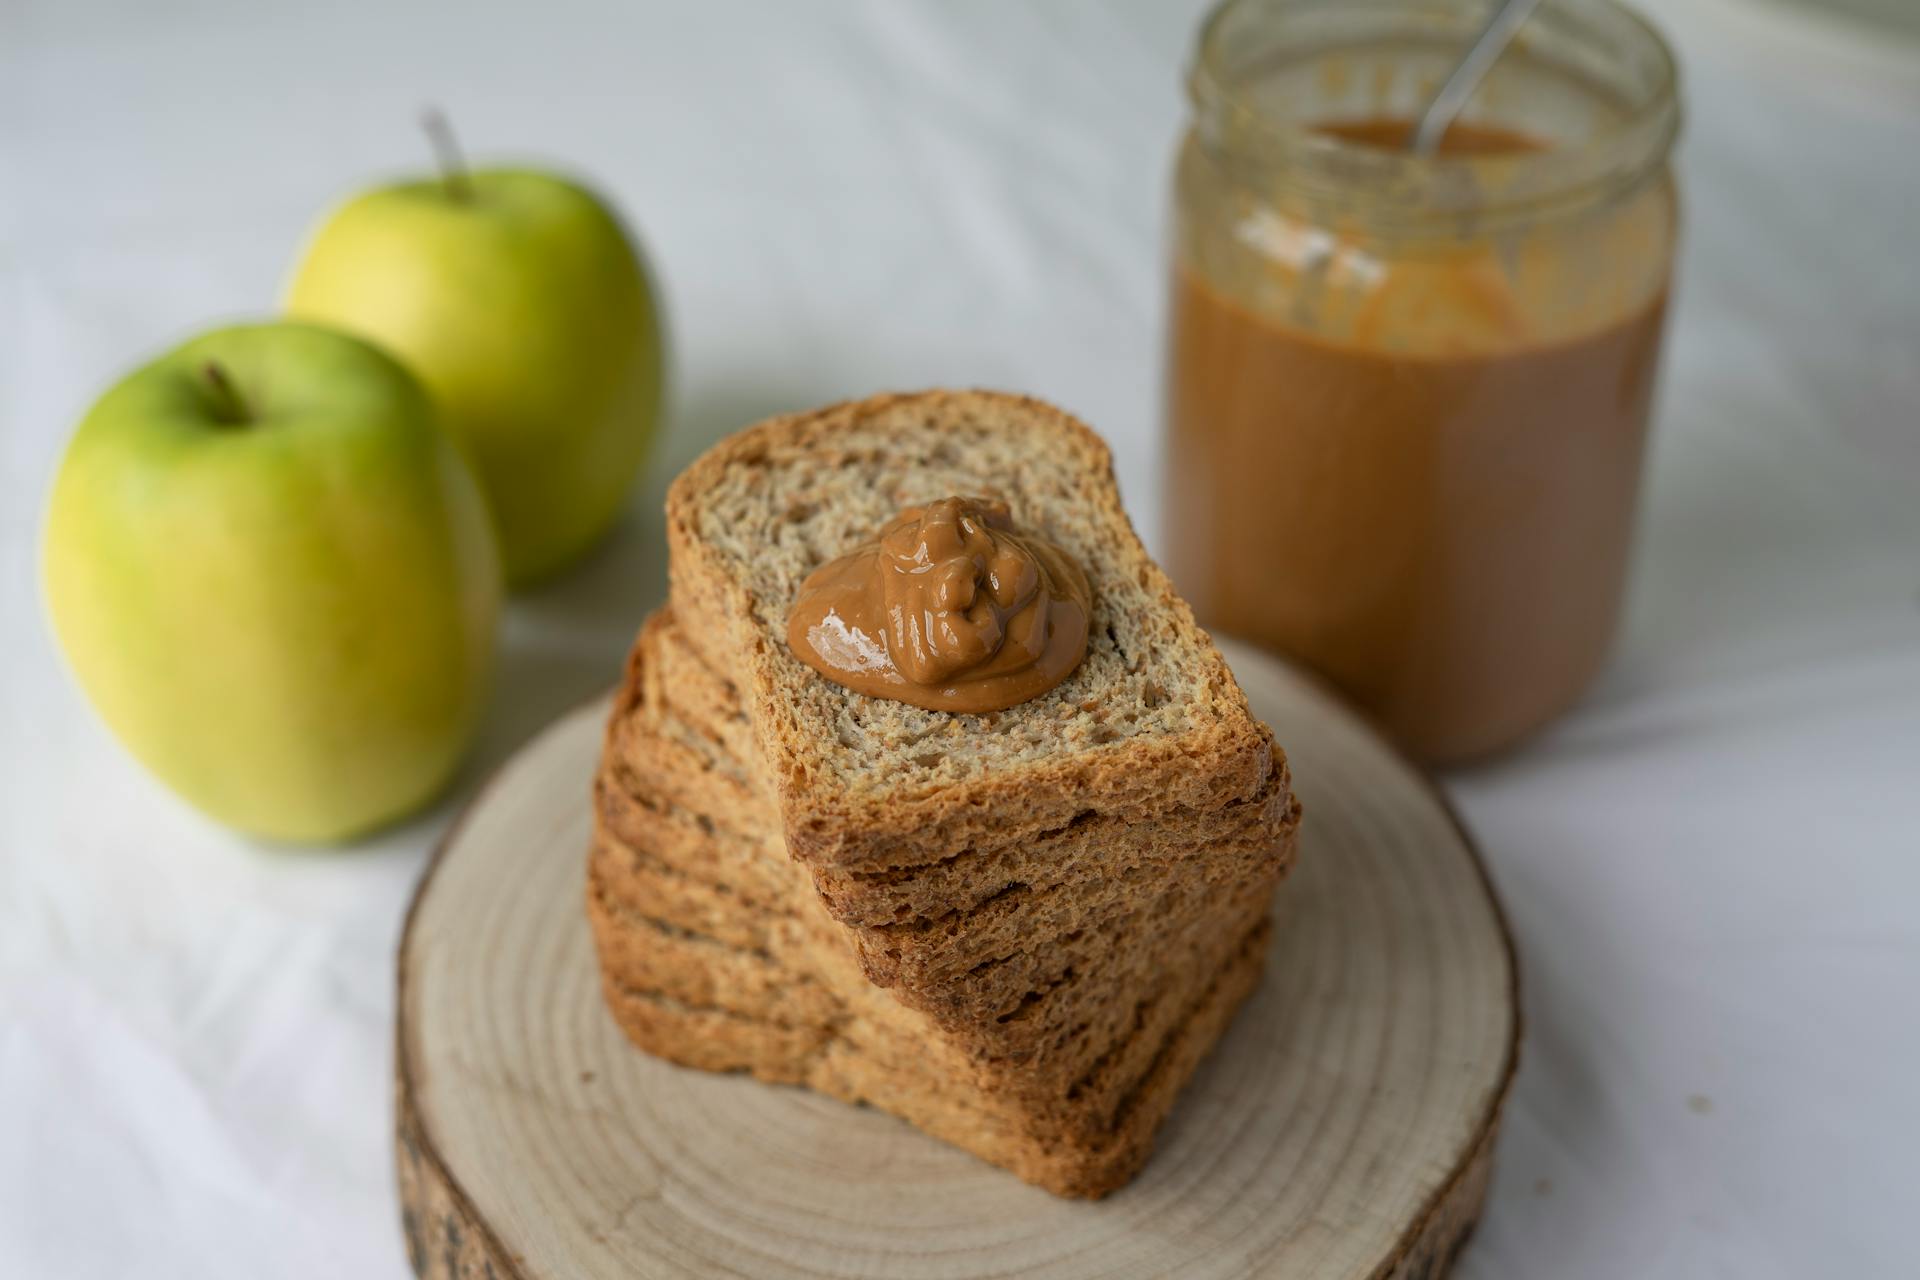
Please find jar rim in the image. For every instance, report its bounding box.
[1186,0,1682,229]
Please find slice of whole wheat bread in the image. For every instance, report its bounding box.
[664,391,1280,871]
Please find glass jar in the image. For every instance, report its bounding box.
[1164,0,1680,764]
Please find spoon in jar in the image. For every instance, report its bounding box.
[1409,0,1546,154]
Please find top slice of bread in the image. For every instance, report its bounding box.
[665,391,1282,870]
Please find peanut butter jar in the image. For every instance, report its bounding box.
[1165,0,1680,764]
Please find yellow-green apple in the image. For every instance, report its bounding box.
[42,322,501,844]
[283,139,662,587]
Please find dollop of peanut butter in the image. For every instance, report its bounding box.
[786,496,1092,712]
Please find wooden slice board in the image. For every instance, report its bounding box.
[396,639,1519,1279]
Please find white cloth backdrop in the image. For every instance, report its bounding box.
[3,1,1917,1275]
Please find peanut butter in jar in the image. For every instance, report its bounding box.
[1165,0,1680,764]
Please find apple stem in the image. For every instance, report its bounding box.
[201,361,252,426]
[421,108,473,202]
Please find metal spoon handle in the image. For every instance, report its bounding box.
[1410,0,1546,154]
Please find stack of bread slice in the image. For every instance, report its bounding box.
[588,392,1300,1198]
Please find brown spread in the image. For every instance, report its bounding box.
[787,496,1091,712]
[1167,118,1673,762]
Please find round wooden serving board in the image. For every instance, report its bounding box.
[396,639,1519,1279]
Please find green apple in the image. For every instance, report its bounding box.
[283,156,662,588]
[42,322,501,844]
